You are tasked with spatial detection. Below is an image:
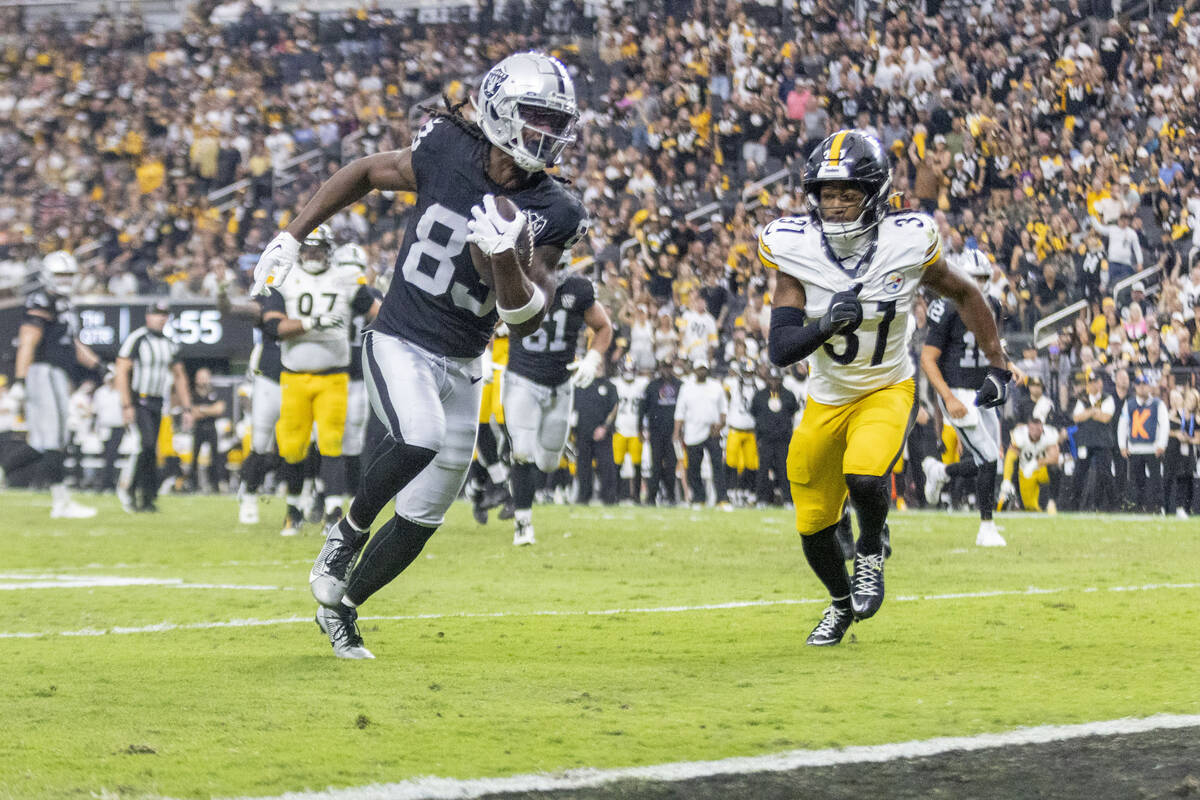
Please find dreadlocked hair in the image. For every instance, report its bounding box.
[418,94,487,142]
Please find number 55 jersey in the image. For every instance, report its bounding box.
[757,211,942,406]
[376,116,588,359]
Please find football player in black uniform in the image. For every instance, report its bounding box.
[920,248,1009,547]
[217,278,284,525]
[252,52,588,659]
[503,273,612,545]
[2,251,105,518]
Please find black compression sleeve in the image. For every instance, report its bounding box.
[261,317,282,338]
[768,306,829,366]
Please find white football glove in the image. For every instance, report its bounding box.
[7,379,26,408]
[301,314,344,332]
[251,231,301,296]
[1000,479,1016,502]
[568,349,603,389]
[466,194,528,257]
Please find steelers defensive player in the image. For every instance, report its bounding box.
[920,248,1008,547]
[2,251,105,519]
[503,271,612,545]
[253,52,587,659]
[759,130,1012,646]
[613,360,649,504]
[261,225,380,537]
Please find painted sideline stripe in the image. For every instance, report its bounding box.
[3,582,1197,641]
[0,574,290,591]
[206,714,1200,800]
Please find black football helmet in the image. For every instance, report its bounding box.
[803,129,893,244]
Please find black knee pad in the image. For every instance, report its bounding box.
[845,473,888,501]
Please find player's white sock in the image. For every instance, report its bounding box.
[514,508,533,525]
[487,462,509,484]
[286,493,302,508]
[324,494,346,515]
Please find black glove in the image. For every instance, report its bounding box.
[819,283,864,338]
[974,366,1013,408]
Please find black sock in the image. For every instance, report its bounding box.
[279,460,305,496]
[511,461,537,510]
[346,434,436,530]
[41,449,65,486]
[242,451,266,493]
[802,523,852,606]
[346,453,363,496]
[345,514,436,605]
[319,454,346,497]
[476,424,499,467]
[632,465,642,502]
[1,442,42,474]
[947,460,979,480]
[977,460,997,521]
[846,474,890,555]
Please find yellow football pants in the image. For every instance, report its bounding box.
[277,371,348,464]
[613,433,643,465]
[725,429,758,471]
[787,379,915,533]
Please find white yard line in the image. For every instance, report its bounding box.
[2,582,1196,640]
[202,714,1200,800]
[0,574,291,591]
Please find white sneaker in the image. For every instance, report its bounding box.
[923,457,949,507]
[719,501,734,512]
[513,522,536,546]
[51,499,98,519]
[1177,507,1189,520]
[117,485,135,514]
[976,520,1006,547]
[239,494,260,525]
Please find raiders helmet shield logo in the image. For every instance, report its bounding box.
[526,210,548,239]
[482,67,507,99]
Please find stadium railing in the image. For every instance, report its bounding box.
[1032,264,1165,350]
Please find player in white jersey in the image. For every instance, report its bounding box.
[261,226,380,536]
[613,361,649,503]
[1001,416,1062,512]
[723,360,760,506]
[759,129,1013,646]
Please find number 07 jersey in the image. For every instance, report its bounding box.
[374,117,588,359]
[758,212,941,406]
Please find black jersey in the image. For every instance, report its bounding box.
[252,289,283,382]
[23,289,78,369]
[507,275,595,387]
[925,295,1002,390]
[373,117,588,359]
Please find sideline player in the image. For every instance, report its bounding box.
[217,274,285,525]
[760,130,1012,646]
[723,359,760,506]
[1,251,105,518]
[1001,415,1062,512]
[920,248,1008,547]
[261,225,380,536]
[613,360,649,503]
[253,52,587,658]
[503,272,612,544]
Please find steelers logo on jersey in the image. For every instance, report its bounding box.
[884,271,905,294]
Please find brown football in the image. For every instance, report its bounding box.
[468,195,533,288]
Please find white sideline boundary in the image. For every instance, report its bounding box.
[206,714,1200,800]
[2,581,1197,640]
[0,574,291,591]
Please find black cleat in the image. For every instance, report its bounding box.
[315,604,374,659]
[281,504,304,537]
[472,503,489,525]
[850,548,886,620]
[498,500,515,521]
[806,604,854,646]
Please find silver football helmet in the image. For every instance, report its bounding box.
[299,225,333,275]
[332,242,368,271]
[957,248,993,286]
[40,250,79,295]
[476,51,579,173]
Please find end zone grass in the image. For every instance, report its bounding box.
[2,495,1198,799]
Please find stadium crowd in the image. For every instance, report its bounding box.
[4,0,1200,518]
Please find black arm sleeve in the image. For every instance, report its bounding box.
[261,317,282,338]
[768,307,829,367]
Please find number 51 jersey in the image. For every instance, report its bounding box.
[374,117,588,359]
[758,212,941,406]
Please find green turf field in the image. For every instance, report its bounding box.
[2,493,1198,799]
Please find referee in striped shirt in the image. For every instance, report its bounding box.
[114,300,192,512]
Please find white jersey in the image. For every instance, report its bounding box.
[614,376,649,437]
[759,212,941,405]
[723,374,759,430]
[1011,424,1058,478]
[277,265,369,373]
[782,374,809,425]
